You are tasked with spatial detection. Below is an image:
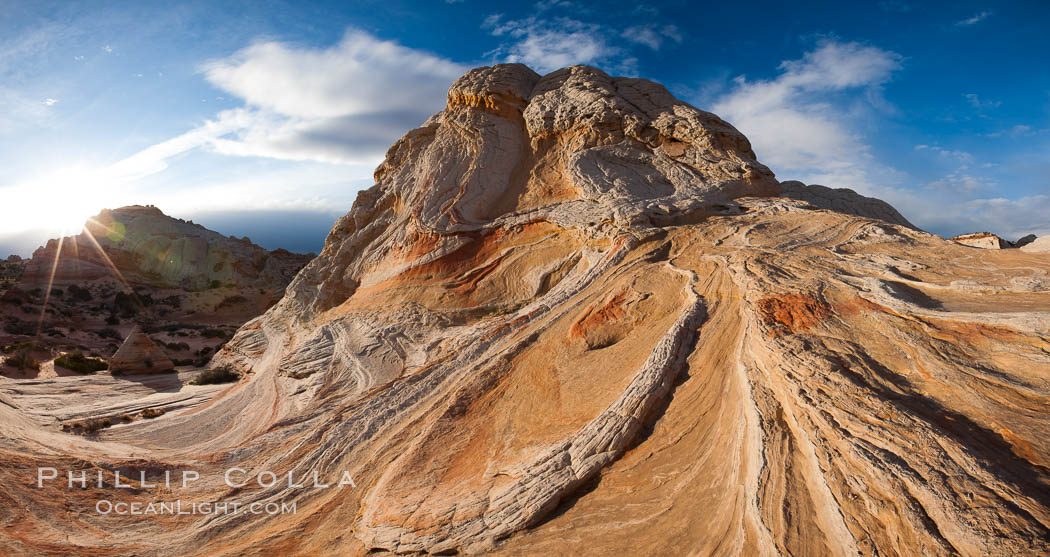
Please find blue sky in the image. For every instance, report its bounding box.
[1,0,1048,256]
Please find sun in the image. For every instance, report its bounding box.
[4,166,120,238]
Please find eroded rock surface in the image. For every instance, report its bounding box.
[779,180,915,228]
[1022,235,1050,253]
[1,65,1047,557]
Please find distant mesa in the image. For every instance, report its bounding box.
[1,204,312,368]
[21,205,311,291]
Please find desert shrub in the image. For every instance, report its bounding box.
[190,365,240,386]
[67,284,93,302]
[209,279,222,289]
[55,352,108,373]
[143,358,154,369]
[105,314,120,325]
[1,341,33,354]
[140,407,165,419]
[6,350,39,371]
[166,342,190,351]
[96,327,121,340]
[81,417,113,434]
[51,288,63,297]
[172,358,195,366]
[197,346,213,356]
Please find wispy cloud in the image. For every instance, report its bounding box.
[987,124,1035,138]
[956,11,992,26]
[0,28,467,237]
[622,24,682,51]
[483,15,635,74]
[964,92,1000,109]
[914,144,975,163]
[711,39,903,188]
[926,172,990,193]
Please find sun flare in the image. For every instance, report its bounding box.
[5,166,122,237]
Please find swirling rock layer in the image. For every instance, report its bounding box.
[0,65,1048,556]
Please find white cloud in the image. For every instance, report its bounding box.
[964,92,1000,109]
[535,0,575,10]
[926,172,990,193]
[193,30,465,164]
[0,28,469,237]
[711,40,902,189]
[483,15,634,74]
[101,44,113,53]
[956,11,992,26]
[987,124,1035,138]
[42,97,57,106]
[914,144,974,163]
[202,30,464,120]
[622,25,682,51]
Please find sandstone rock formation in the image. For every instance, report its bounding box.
[1021,235,1050,253]
[951,231,1043,250]
[952,231,1011,249]
[0,64,1047,557]
[21,205,308,290]
[109,330,175,375]
[779,180,915,228]
[1,207,310,363]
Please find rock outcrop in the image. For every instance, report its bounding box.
[1021,235,1050,253]
[0,65,1047,557]
[779,180,915,228]
[952,231,1011,249]
[20,205,309,290]
[108,330,175,375]
[1,206,310,362]
[951,232,1044,250]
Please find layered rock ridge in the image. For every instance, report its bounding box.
[1,64,1048,557]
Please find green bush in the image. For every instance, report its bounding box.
[55,352,108,373]
[190,365,240,385]
[1,341,33,354]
